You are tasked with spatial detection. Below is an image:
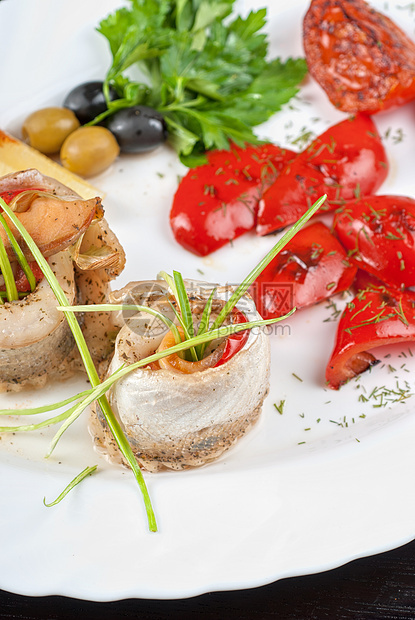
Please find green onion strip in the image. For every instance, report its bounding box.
[0,197,157,532]
[43,465,98,507]
[0,230,18,303]
[195,287,216,360]
[43,311,298,446]
[172,270,198,361]
[0,193,326,532]
[0,310,296,443]
[0,389,92,417]
[0,404,79,433]
[211,194,327,331]
[0,213,36,292]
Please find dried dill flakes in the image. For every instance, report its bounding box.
[356,380,413,408]
[383,127,405,144]
[290,127,316,149]
[323,298,342,322]
[397,3,415,14]
[292,372,303,382]
[274,400,285,415]
[204,184,216,197]
[329,415,357,428]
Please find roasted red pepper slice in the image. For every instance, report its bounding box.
[326,286,415,389]
[257,115,388,236]
[334,195,415,290]
[303,0,415,113]
[14,262,44,292]
[170,143,295,256]
[252,222,356,319]
[352,269,388,294]
[214,308,249,367]
[0,261,44,293]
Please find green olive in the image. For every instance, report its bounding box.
[60,126,120,178]
[22,107,80,154]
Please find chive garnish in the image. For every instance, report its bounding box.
[274,400,285,415]
[0,197,157,531]
[195,287,217,360]
[0,232,18,302]
[210,194,327,331]
[0,193,327,530]
[0,212,36,292]
[0,390,92,416]
[292,373,303,382]
[20,312,298,453]
[43,466,98,507]
[172,270,198,361]
[0,209,37,302]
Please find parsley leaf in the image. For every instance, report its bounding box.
[96,0,307,165]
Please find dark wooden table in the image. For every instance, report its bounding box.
[0,538,414,619]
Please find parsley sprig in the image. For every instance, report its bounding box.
[95,0,307,165]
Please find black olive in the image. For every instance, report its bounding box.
[63,81,118,125]
[104,106,168,153]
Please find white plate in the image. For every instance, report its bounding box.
[1,0,415,602]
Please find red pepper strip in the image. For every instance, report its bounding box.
[170,143,295,256]
[326,286,415,389]
[205,143,294,188]
[0,261,44,293]
[214,308,249,367]
[303,0,415,114]
[15,262,44,292]
[352,269,388,294]
[252,222,356,320]
[334,195,415,290]
[256,114,388,236]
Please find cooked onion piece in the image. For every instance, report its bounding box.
[1,191,100,260]
[90,280,271,472]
